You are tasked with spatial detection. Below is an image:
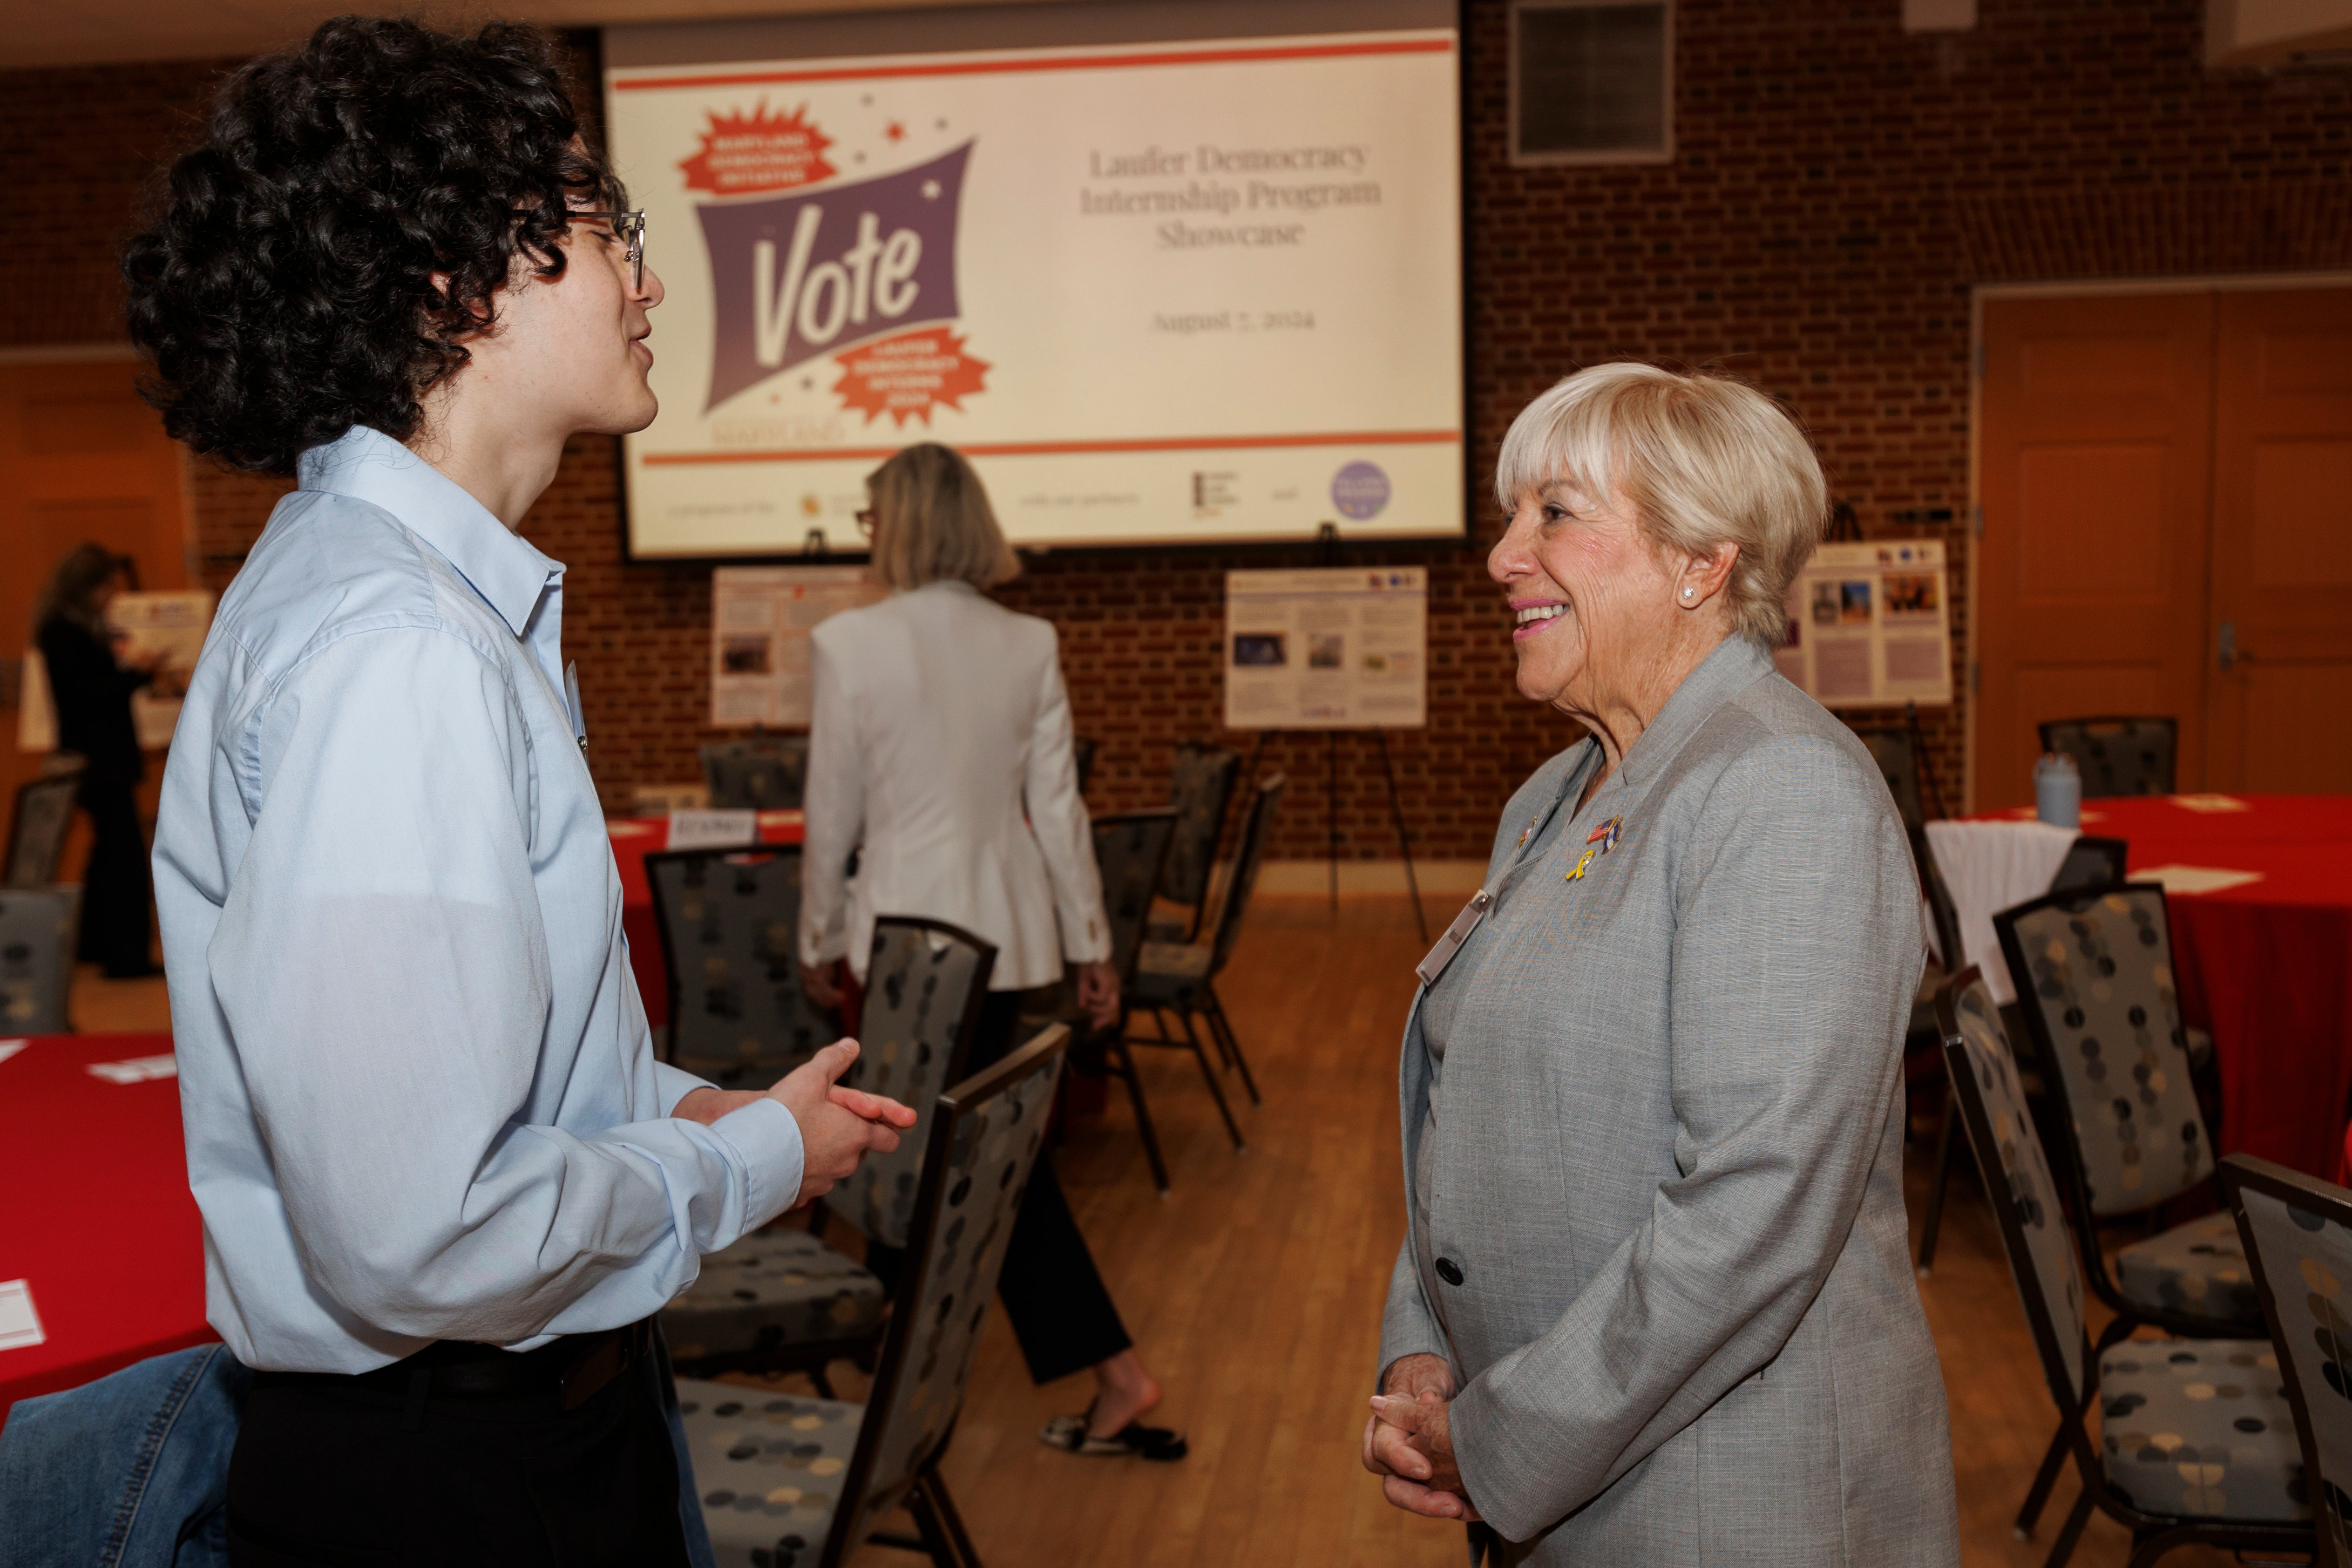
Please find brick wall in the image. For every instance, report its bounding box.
[8,2,2349,859]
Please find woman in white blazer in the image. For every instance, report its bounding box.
[799,442,1184,1461]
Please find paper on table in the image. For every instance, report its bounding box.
[0,1039,25,1068]
[2135,864,2265,896]
[0,1279,46,1352]
[2169,794,2252,814]
[85,1054,177,1085]
[665,809,758,851]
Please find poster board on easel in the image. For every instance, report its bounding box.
[1773,540,1953,709]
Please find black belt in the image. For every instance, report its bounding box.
[255,1319,653,1417]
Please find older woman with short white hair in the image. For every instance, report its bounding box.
[1362,363,1959,1563]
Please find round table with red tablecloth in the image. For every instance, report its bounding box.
[609,812,805,1032]
[0,1034,208,1424]
[1985,794,2352,1179]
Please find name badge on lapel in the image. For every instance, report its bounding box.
[1566,816,1624,882]
[1416,888,1493,988]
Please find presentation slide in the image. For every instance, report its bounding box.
[604,27,1463,557]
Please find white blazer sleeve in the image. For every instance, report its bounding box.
[800,629,863,968]
[1024,631,1109,965]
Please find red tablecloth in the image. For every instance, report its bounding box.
[1985,795,2352,1178]
[610,813,805,1032]
[0,1033,210,1423]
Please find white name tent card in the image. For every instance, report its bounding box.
[85,1054,178,1085]
[665,809,759,851]
[0,1279,47,1352]
[0,1039,26,1068]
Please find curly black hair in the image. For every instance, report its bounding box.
[122,16,624,475]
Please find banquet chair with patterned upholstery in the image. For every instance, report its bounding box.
[701,736,812,811]
[1937,969,2310,1568]
[1126,775,1284,1160]
[2051,836,2128,894]
[2220,1153,2352,1567]
[1065,809,1179,1191]
[1148,742,1240,943]
[662,918,996,1393]
[648,844,839,1089]
[2039,716,2178,798]
[1994,883,2261,1346]
[676,1024,1071,1568]
[5,757,84,890]
[0,887,76,1035]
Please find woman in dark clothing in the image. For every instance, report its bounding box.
[34,543,163,977]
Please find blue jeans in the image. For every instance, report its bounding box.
[0,1339,717,1568]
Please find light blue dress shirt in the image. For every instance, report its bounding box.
[152,426,805,1374]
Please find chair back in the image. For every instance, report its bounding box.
[2050,835,2128,894]
[1995,882,2210,1217]
[645,845,837,1087]
[700,737,810,810]
[832,917,997,1249]
[0,889,75,1034]
[1854,726,1925,835]
[1205,775,1285,979]
[1072,736,1098,796]
[822,1024,1071,1564]
[1937,968,2089,1413]
[5,763,83,891]
[2221,1154,2352,1566]
[1091,810,1178,984]
[2038,716,2177,797]
[1159,742,1241,909]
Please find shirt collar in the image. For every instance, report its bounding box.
[296,425,562,638]
[1613,634,1774,792]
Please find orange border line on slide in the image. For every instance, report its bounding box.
[612,37,1452,93]
[642,429,1461,465]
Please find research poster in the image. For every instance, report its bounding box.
[1224,568,1426,730]
[604,30,1464,555]
[708,565,883,726]
[1774,540,1953,709]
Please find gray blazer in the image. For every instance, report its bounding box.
[1383,636,1959,1564]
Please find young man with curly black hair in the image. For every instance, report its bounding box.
[126,18,914,1563]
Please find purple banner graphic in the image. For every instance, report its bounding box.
[698,141,973,413]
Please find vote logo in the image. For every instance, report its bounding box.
[698,142,976,414]
[1331,461,1390,520]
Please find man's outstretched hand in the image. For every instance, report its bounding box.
[1362,1353,1480,1522]
[763,1040,917,1208]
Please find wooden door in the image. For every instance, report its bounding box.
[1975,294,2218,809]
[2207,290,2352,792]
[0,357,192,822]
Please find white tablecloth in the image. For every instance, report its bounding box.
[1923,819,2080,1005]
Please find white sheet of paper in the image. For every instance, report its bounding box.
[0,1039,26,1068]
[665,809,758,851]
[2169,794,2252,814]
[0,1279,46,1352]
[2135,864,2265,896]
[85,1054,177,1085]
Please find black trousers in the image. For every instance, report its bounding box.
[867,991,1132,1386]
[225,1339,688,1568]
[76,781,152,977]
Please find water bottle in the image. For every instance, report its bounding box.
[2034,752,2081,828]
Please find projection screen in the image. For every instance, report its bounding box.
[603,0,1463,557]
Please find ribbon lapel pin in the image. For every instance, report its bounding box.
[1566,816,1625,882]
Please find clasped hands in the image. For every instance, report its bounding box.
[1362,1352,1480,1522]
[671,1039,916,1209]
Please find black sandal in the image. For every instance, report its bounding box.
[1039,1408,1188,1460]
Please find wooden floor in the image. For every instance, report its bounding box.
[70,904,2255,1566]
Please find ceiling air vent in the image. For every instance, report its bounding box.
[1510,0,1674,167]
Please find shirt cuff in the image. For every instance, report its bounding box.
[709,1096,805,1232]
[652,1059,713,1117]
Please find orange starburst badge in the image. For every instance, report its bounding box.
[678,103,835,197]
[832,329,991,427]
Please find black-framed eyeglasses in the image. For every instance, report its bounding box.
[854,508,877,536]
[569,210,647,292]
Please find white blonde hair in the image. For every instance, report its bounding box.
[1494,362,1827,645]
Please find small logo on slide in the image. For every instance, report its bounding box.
[1331,462,1390,520]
